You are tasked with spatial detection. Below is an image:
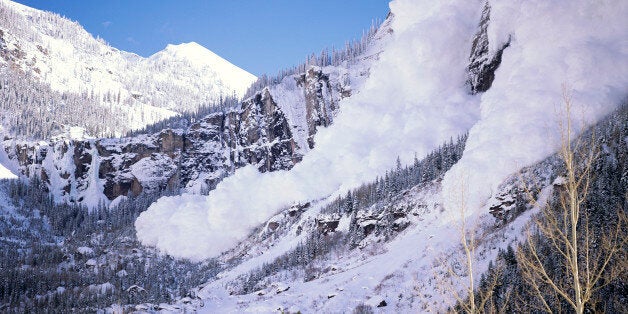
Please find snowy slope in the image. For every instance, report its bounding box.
[0,0,625,311]
[146,42,256,102]
[0,0,256,131]
[2,52,373,208]
[0,131,17,179]
[0,164,16,179]
[442,0,628,216]
[155,103,627,313]
[190,182,554,313]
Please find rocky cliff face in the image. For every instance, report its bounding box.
[467,2,510,94]
[296,67,350,149]
[2,65,349,204]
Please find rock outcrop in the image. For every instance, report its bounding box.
[2,65,348,204]
[296,67,349,148]
[467,2,510,94]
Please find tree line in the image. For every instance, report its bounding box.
[0,177,220,312]
[454,102,628,313]
[234,133,468,294]
[243,18,382,100]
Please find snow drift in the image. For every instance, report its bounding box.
[0,164,17,179]
[0,139,18,179]
[136,0,628,261]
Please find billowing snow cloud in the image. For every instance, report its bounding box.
[136,0,628,261]
[136,0,483,261]
[442,0,628,216]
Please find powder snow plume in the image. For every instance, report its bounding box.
[135,0,628,261]
[136,0,482,261]
[442,0,628,218]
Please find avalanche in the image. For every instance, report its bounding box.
[136,0,628,262]
[136,0,482,261]
[442,0,628,217]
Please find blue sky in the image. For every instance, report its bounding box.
[14,0,390,76]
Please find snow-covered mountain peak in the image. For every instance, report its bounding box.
[0,0,257,135]
[161,42,223,64]
[153,41,257,95]
[164,41,210,54]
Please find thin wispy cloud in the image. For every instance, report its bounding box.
[101,21,112,28]
[158,21,175,38]
[126,36,139,45]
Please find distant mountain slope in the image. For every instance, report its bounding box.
[0,0,256,136]
[1,36,385,206]
[0,0,388,206]
[148,42,256,101]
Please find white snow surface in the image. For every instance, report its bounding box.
[154,42,256,98]
[136,0,483,261]
[81,146,108,210]
[0,132,18,179]
[76,246,94,255]
[136,0,627,261]
[0,163,16,179]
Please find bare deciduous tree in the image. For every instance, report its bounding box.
[517,88,628,314]
[443,174,507,314]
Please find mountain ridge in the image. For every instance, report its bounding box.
[0,0,256,135]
